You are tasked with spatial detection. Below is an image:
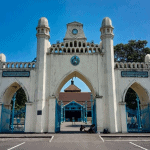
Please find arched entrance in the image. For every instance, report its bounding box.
[0,82,28,133]
[124,82,150,132]
[54,74,97,133]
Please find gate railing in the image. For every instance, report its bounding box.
[0,104,26,133]
[90,94,97,132]
[0,93,26,133]
[55,99,61,133]
[126,104,150,133]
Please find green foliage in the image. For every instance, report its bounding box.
[114,40,150,109]
[114,40,150,62]
[11,88,27,110]
[125,88,137,109]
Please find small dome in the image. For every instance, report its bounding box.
[0,53,6,62]
[101,17,112,27]
[145,54,150,63]
[38,17,49,27]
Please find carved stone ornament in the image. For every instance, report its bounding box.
[70,56,80,66]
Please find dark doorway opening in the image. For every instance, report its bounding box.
[65,111,81,121]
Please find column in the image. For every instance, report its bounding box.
[119,102,127,133]
[25,102,33,132]
[96,97,104,132]
[48,97,56,133]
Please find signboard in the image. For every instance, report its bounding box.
[2,71,30,77]
[121,71,148,78]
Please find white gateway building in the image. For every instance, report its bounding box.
[0,17,150,133]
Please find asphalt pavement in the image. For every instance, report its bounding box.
[0,122,150,150]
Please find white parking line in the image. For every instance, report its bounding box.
[7,142,25,150]
[129,142,148,150]
[105,140,150,142]
[49,135,54,143]
[99,135,104,142]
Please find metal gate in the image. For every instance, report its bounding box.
[0,105,26,133]
[92,99,97,132]
[126,104,150,133]
[0,94,26,133]
[90,94,97,132]
[55,99,61,133]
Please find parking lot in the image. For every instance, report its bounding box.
[0,122,150,150]
[0,134,150,150]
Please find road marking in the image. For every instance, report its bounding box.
[7,142,25,150]
[99,135,104,142]
[105,140,150,142]
[129,142,148,150]
[49,135,54,143]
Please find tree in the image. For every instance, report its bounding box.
[114,40,150,62]
[125,88,137,109]
[11,88,27,110]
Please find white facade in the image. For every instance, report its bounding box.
[0,17,150,133]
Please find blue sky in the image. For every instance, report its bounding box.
[0,0,150,92]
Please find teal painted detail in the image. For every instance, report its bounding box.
[70,56,80,66]
[126,95,150,133]
[92,99,97,132]
[90,94,93,123]
[55,99,61,133]
[62,100,87,122]
[61,101,64,123]
[0,93,26,133]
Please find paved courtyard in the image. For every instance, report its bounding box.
[60,121,92,132]
[0,134,150,150]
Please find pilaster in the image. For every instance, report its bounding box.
[25,102,33,132]
[100,18,118,133]
[119,102,127,133]
[48,97,56,133]
[96,96,104,132]
[35,17,50,132]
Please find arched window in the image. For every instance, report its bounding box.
[74,41,77,47]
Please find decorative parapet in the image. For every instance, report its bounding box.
[114,62,150,70]
[0,62,36,69]
[47,41,103,54]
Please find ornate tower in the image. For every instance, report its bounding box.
[63,21,87,42]
[100,17,118,132]
[35,17,50,132]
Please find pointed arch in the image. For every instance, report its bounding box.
[0,80,29,105]
[122,81,149,105]
[54,70,96,98]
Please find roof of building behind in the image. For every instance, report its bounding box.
[64,80,81,92]
[59,92,92,109]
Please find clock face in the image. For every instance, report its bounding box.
[71,56,80,66]
[72,29,78,35]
